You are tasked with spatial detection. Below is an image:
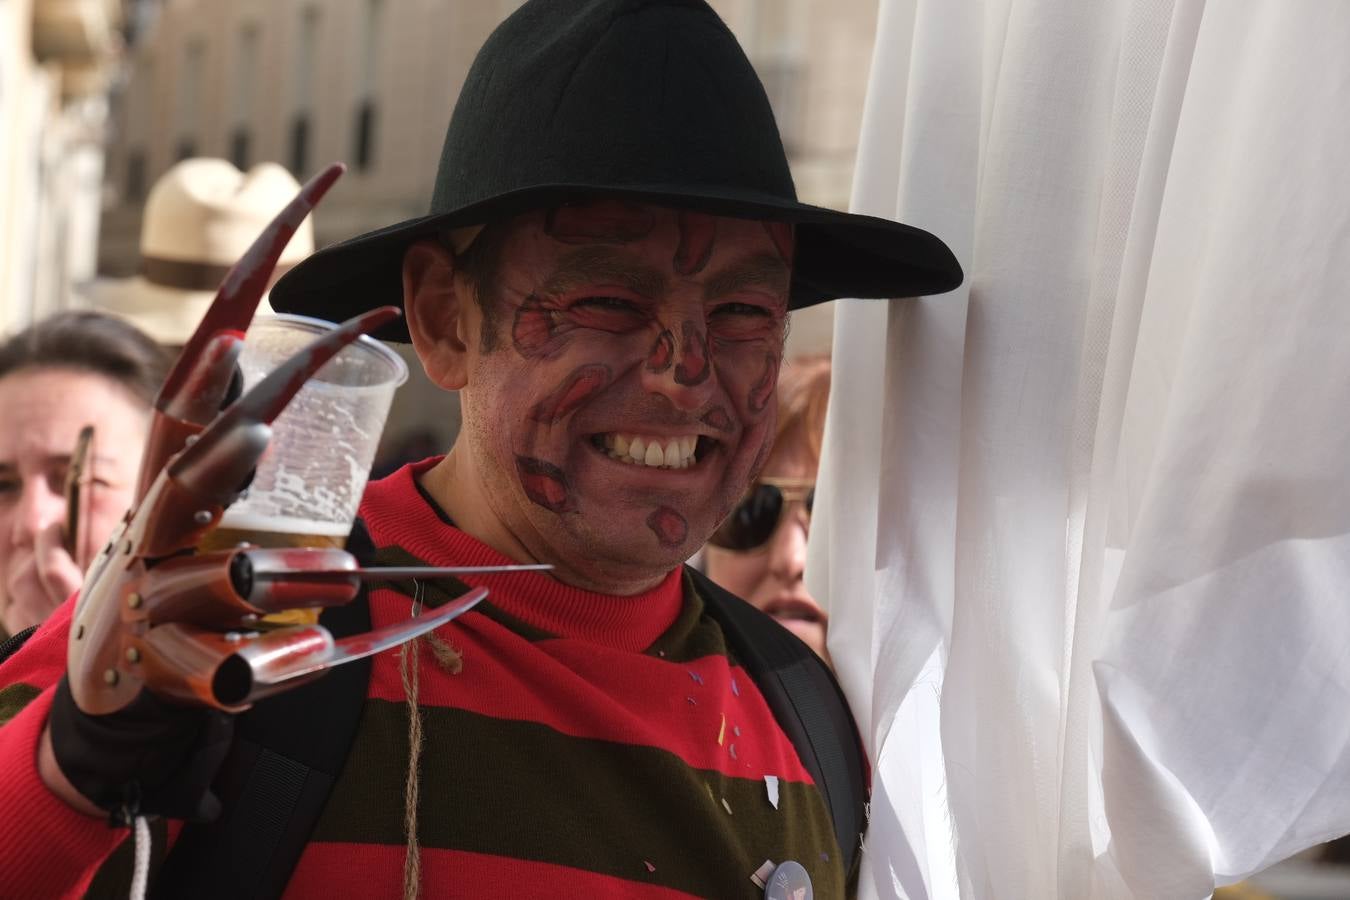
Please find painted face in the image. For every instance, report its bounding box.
[457,201,792,579]
[703,428,829,662]
[0,368,148,613]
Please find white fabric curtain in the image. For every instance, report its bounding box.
[808,2,1350,898]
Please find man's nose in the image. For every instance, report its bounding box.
[12,480,65,548]
[639,319,716,411]
[767,509,809,583]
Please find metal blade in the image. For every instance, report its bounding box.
[252,586,487,687]
[271,564,553,580]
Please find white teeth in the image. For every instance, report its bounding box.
[599,432,701,469]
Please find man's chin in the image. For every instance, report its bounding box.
[559,517,707,582]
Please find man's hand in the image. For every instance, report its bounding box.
[2,522,83,636]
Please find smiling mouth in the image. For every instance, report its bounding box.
[589,432,717,469]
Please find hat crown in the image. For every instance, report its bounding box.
[140,159,315,266]
[432,0,796,216]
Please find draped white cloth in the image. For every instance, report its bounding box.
[807,2,1350,898]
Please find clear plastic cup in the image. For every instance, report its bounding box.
[210,313,408,550]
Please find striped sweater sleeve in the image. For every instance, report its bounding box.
[0,599,127,898]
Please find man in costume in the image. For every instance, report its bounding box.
[0,1,960,896]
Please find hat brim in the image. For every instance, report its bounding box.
[77,276,276,346]
[271,184,964,343]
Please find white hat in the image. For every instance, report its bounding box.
[79,159,315,345]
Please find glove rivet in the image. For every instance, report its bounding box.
[103,669,119,685]
[193,510,213,525]
[127,593,143,609]
[126,648,141,663]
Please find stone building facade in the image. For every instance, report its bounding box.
[0,0,123,330]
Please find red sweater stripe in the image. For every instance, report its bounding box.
[365,592,814,782]
[286,842,705,900]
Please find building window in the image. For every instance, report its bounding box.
[177,40,205,161]
[126,151,147,200]
[232,23,259,168]
[230,128,251,169]
[290,7,320,177]
[290,115,310,177]
[353,100,377,171]
[756,57,806,155]
[353,0,383,172]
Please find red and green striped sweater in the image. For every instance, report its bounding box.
[0,461,849,898]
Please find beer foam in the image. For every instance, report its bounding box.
[216,511,351,537]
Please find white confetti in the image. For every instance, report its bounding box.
[765,774,781,809]
[722,797,733,815]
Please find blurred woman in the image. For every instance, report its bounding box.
[704,354,832,664]
[0,311,168,638]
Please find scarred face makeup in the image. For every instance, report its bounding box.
[454,200,791,580]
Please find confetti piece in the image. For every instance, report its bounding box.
[765,775,780,809]
[731,676,740,696]
[821,852,830,863]
[729,742,737,760]
[644,860,656,873]
[750,859,776,888]
[686,695,697,706]
[722,797,733,815]
[688,670,704,685]
[717,714,726,746]
[705,782,717,804]
[733,725,741,737]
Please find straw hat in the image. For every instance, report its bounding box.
[81,159,314,345]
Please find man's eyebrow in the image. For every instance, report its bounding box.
[540,247,667,299]
[702,252,791,302]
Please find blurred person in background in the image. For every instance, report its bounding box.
[0,312,169,639]
[704,354,832,665]
[78,158,314,348]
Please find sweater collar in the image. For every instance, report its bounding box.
[361,458,685,652]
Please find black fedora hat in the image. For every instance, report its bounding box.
[271,0,962,342]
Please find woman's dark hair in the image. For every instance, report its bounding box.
[0,311,170,407]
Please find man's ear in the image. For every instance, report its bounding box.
[403,239,471,390]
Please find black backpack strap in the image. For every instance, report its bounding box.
[686,566,869,876]
[151,521,378,899]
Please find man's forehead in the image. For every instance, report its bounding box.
[491,199,794,252]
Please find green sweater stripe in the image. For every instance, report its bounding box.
[313,699,840,897]
[0,683,40,728]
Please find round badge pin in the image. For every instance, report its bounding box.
[764,860,812,900]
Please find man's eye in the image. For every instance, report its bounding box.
[0,478,20,499]
[573,296,640,313]
[712,302,772,319]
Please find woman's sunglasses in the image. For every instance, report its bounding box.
[708,477,815,552]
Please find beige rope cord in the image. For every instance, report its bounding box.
[400,581,465,900]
